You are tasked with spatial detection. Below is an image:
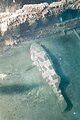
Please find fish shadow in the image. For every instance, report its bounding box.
[0,83,40,95]
[41,44,73,112]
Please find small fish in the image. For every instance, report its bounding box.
[0,74,7,80]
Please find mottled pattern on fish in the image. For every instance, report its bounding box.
[30,43,66,103]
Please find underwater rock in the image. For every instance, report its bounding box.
[4,36,17,47]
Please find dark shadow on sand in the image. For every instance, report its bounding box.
[0,84,40,95]
[41,44,73,112]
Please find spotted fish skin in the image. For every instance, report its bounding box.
[30,42,67,111]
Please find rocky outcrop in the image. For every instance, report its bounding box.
[0,0,80,35]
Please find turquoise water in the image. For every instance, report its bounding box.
[0,29,80,120]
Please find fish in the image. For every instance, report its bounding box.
[30,42,67,112]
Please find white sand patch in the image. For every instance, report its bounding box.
[0,73,7,80]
